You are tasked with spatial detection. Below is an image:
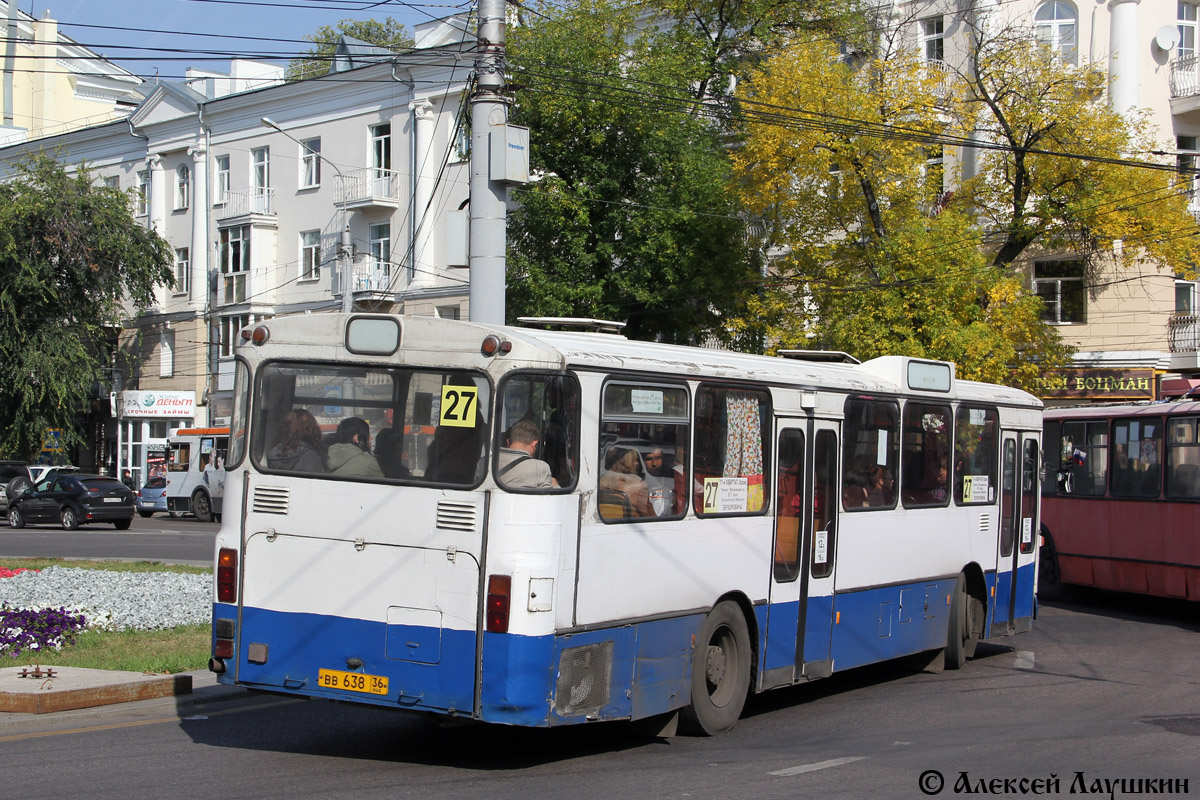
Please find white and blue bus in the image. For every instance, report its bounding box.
[209,314,1042,734]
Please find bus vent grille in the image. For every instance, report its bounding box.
[554,641,613,718]
[436,501,476,531]
[978,514,990,535]
[253,486,290,515]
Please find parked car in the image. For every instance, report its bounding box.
[0,461,31,517]
[135,476,169,517]
[6,473,134,530]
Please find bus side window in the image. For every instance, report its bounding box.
[693,385,770,517]
[842,397,899,511]
[1166,416,1200,499]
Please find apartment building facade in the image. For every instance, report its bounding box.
[897,0,1200,405]
[0,18,475,482]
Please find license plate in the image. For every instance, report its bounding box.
[103,497,123,503]
[317,668,388,695]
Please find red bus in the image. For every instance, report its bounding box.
[1041,401,1200,601]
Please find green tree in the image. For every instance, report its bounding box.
[730,27,1199,388]
[507,0,766,342]
[0,155,174,461]
[286,17,414,81]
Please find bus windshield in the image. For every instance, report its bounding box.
[250,362,491,486]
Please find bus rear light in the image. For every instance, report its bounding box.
[213,638,234,659]
[251,325,270,345]
[217,548,238,603]
[481,335,511,357]
[486,574,512,633]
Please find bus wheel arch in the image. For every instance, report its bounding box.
[680,595,755,736]
[192,489,213,523]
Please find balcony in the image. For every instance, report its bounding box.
[349,257,404,299]
[335,168,403,210]
[1171,55,1200,99]
[217,189,276,222]
[1168,314,1200,370]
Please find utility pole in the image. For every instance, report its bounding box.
[469,0,509,324]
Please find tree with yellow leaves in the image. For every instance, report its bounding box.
[730,21,1199,389]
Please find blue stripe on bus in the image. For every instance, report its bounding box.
[212,566,1036,726]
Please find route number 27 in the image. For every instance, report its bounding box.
[440,385,479,428]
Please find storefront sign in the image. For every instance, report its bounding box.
[1035,369,1155,401]
[119,390,196,419]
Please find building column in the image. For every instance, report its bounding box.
[188,144,209,308]
[1108,0,1141,120]
[147,154,166,235]
[408,98,436,290]
[32,13,57,138]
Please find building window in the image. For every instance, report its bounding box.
[1181,2,1198,60]
[215,155,230,205]
[924,147,945,208]
[372,123,391,174]
[220,314,250,358]
[175,164,190,210]
[920,16,944,62]
[102,175,119,190]
[252,147,270,193]
[437,304,461,320]
[136,170,149,216]
[160,330,175,378]
[300,230,320,281]
[369,222,391,278]
[1034,260,1086,324]
[174,247,190,296]
[1177,280,1198,315]
[221,225,250,304]
[1178,135,1199,210]
[1035,1,1078,64]
[300,137,321,188]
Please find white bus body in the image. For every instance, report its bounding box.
[209,314,1041,733]
[166,428,228,523]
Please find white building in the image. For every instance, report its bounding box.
[0,17,477,481]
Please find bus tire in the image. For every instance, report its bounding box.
[946,574,968,670]
[192,490,212,523]
[680,600,752,736]
[1038,526,1066,601]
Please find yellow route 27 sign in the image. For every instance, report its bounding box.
[439,385,479,427]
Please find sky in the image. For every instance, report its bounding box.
[37,0,464,81]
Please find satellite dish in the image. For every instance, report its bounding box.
[1155,25,1180,52]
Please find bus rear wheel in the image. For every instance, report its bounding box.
[946,574,969,670]
[192,490,212,523]
[680,601,751,736]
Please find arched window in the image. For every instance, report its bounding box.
[1035,1,1077,64]
[175,164,190,210]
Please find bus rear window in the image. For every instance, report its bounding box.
[251,362,490,486]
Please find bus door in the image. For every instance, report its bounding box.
[762,418,838,689]
[994,433,1040,634]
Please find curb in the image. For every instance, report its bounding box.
[0,666,194,714]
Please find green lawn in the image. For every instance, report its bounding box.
[1,558,212,673]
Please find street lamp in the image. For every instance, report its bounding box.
[260,117,354,313]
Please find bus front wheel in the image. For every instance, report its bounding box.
[192,490,212,523]
[680,601,751,736]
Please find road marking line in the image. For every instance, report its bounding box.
[1014,650,1036,670]
[770,756,866,776]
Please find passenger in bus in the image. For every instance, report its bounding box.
[375,428,410,479]
[497,420,557,489]
[600,447,654,517]
[267,408,326,473]
[643,447,678,515]
[864,465,890,506]
[842,475,868,508]
[327,417,384,478]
